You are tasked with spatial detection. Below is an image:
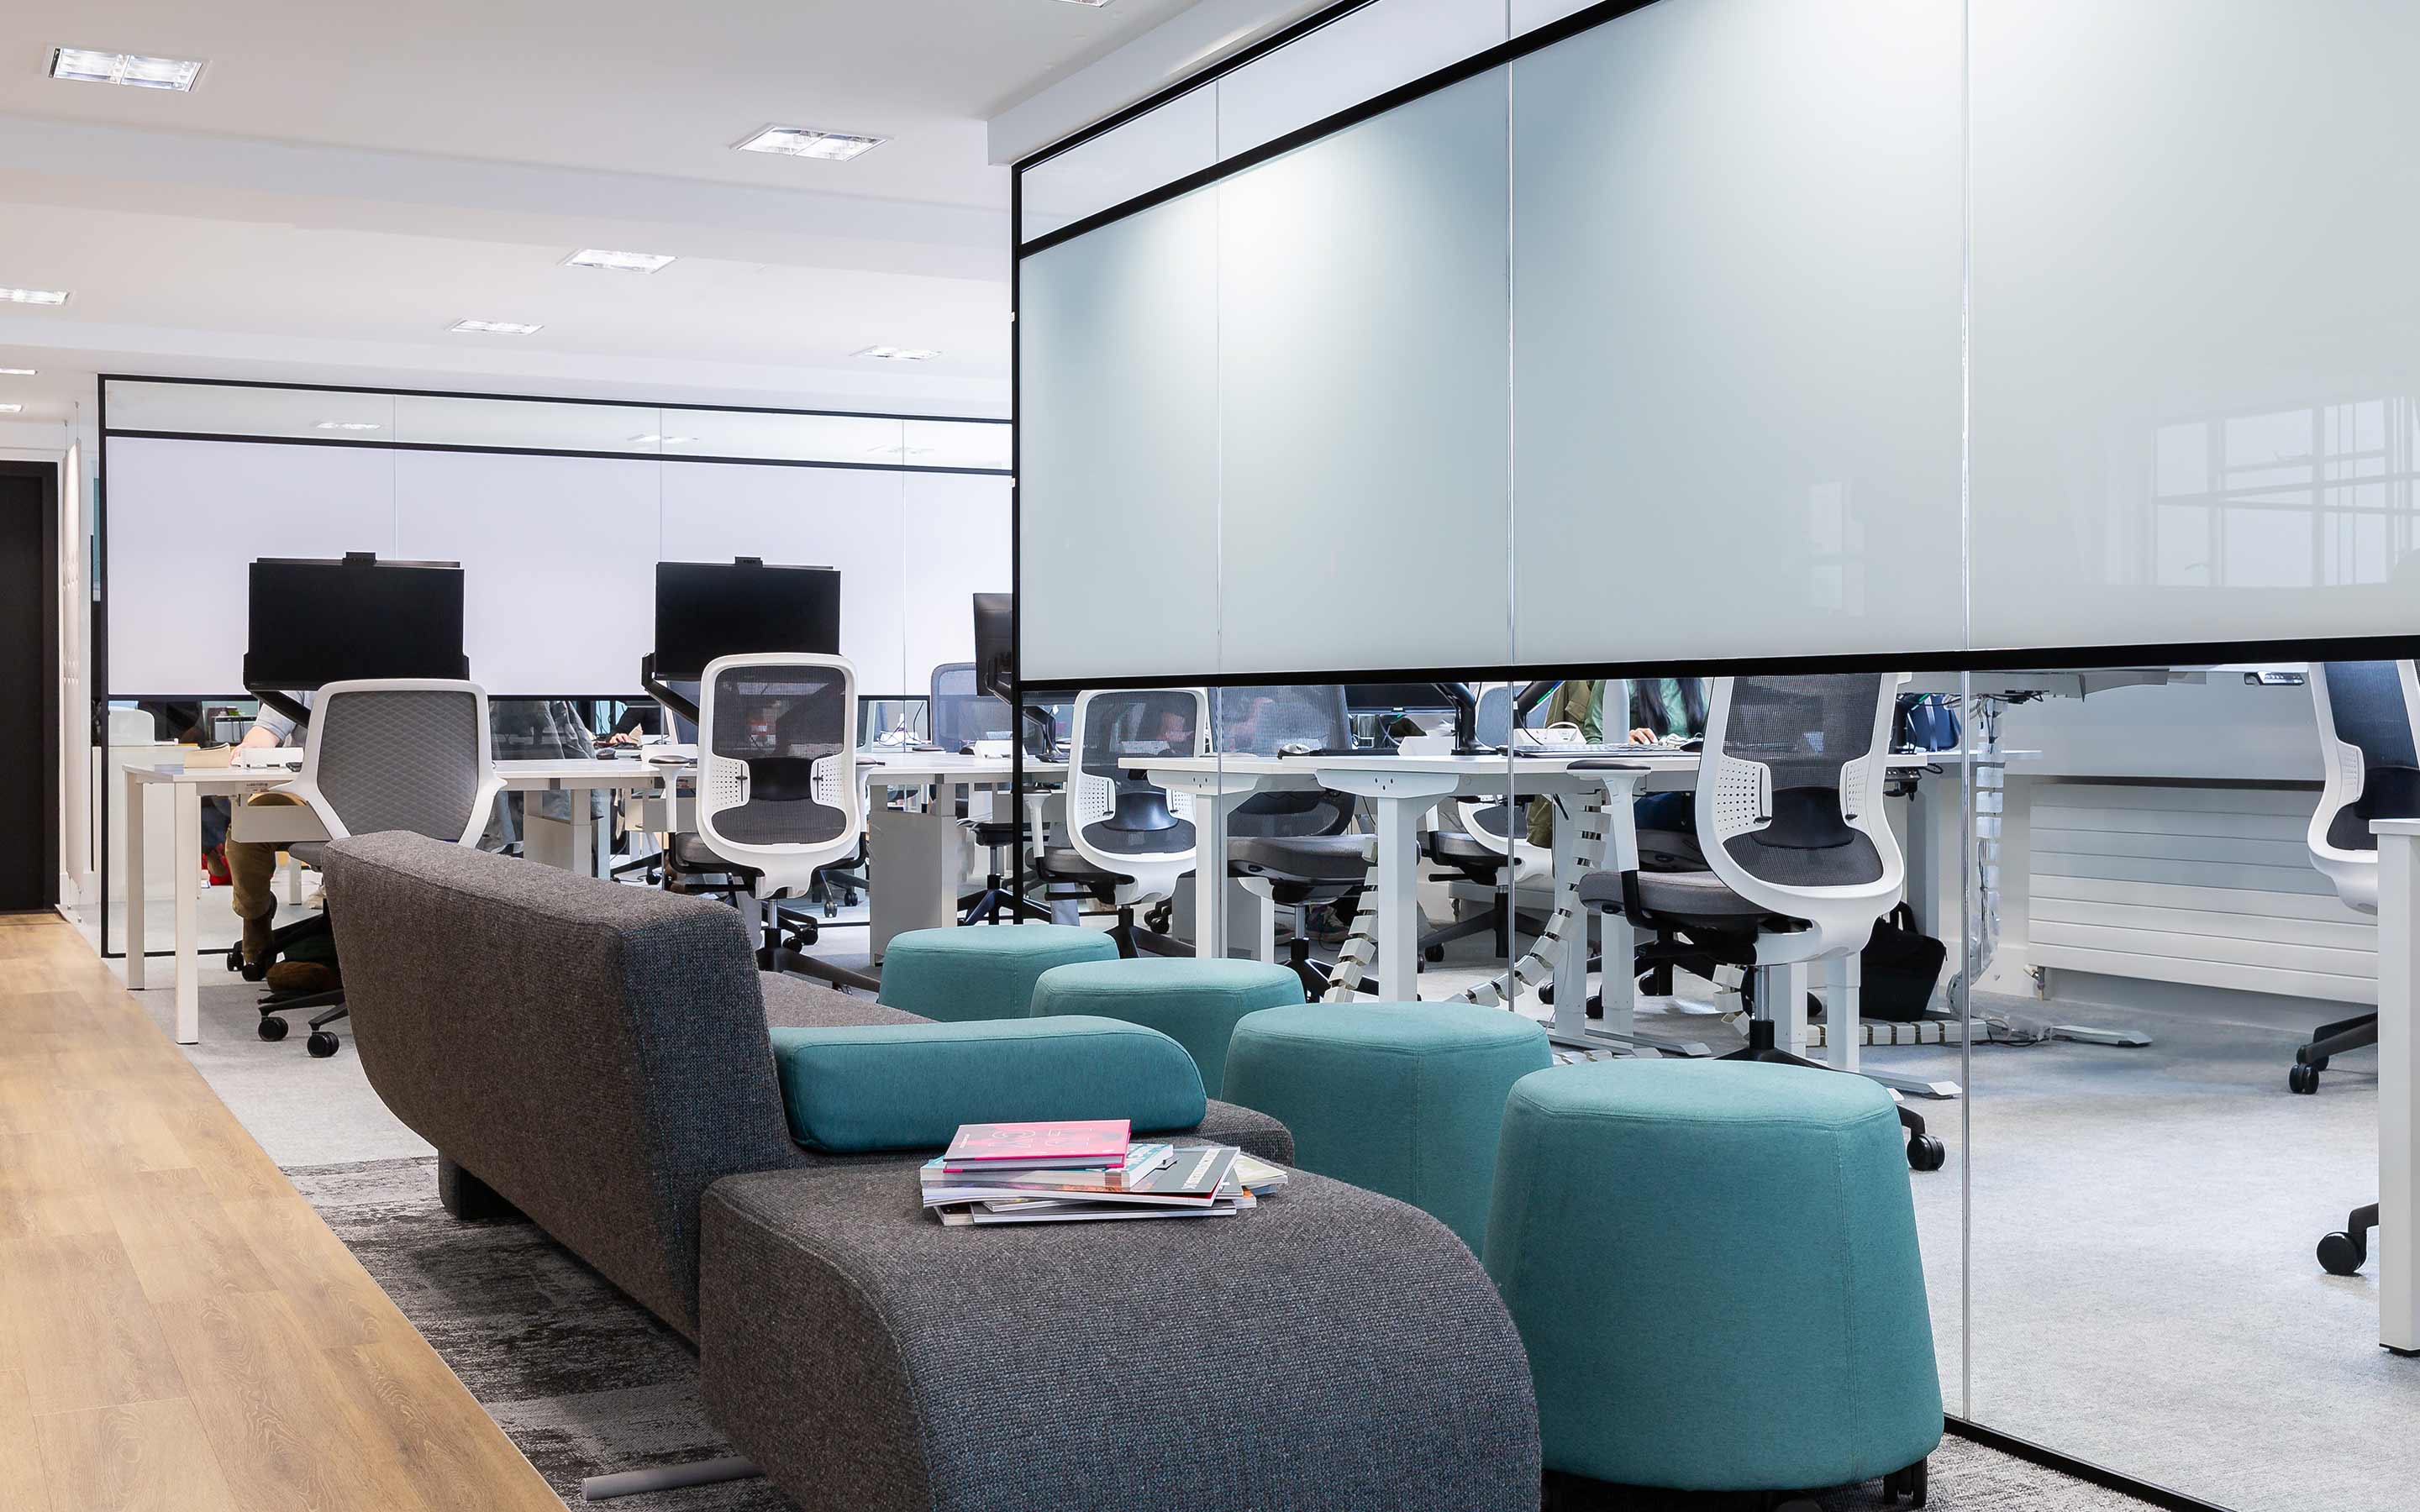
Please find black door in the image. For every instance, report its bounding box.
[0,462,58,911]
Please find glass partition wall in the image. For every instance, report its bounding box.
[1013,3,2420,1509]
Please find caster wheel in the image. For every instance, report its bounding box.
[224,944,245,974]
[1909,1457,1928,1508]
[256,1016,289,1042]
[1423,945,1444,963]
[2289,1063,2321,1095]
[1907,1135,1947,1173]
[2318,1228,2369,1276]
[305,1031,342,1059]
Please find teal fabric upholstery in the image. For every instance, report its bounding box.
[876,924,1118,1023]
[1485,1059,1943,1491]
[768,1016,1206,1153]
[1028,958,1305,1096]
[1222,1002,1549,1252]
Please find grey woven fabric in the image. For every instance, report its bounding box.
[313,686,487,841]
[699,1160,1538,1512]
[323,832,806,1338]
[761,971,926,1031]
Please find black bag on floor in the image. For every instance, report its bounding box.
[1860,902,1945,1021]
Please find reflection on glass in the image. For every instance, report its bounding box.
[2149,399,2420,589]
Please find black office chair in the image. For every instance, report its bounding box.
[251,680,502,1058]
[1216,685,1372,995]
[929,661,1010,754]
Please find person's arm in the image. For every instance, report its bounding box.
[244,703,297,748]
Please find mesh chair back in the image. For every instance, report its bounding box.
[929,661,1012,752]
[698,658,856,852]
[1070,688,1203,863]
[2314,662,2420,858]
[1217,686,1356,841]
[1474,685,1512,748]
[301,683,494,847]
[1701,675,1892,890]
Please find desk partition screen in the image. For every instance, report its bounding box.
[100,379,1011,699]
[1013,0,2420,688]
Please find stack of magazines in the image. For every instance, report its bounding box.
[923,1118,1289,1227]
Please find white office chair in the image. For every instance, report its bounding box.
[260,678,502,1057]
[1581,674,1944,1171]
[1035,686,1206,957]
[2293,661,2418,1094]
[695,654,864,902]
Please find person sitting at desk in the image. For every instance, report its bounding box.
[229,700,318,981]
[1625,676,1710,866]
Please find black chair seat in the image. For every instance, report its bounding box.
[1040,846,1127,883]
[1424,829,1504,868]
[672,832,743,870]
[1578,868,1771,926]
[1229,834,1370,882]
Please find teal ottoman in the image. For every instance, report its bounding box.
[1029,958,1304,1097]
[1485,1059,1942,1499]
[876,925,1117,1023]
[1223,1002,1549,1253]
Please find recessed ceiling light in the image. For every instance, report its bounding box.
[566,248,676,273]
[0,287,69,306]
[0,367,34,376]
[450,318,543,335]
[628,433,698,446]
[0,403,22,414]
[50,48,204,90]
[315,421,382,432]
[854,345,940,362]
[736,125,887,161]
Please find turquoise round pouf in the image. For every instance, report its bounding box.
[876,925,1118,1023]
[1484,1059,1943,1494]
[1223,1002,1549,1253]
[1028,958,1304,1098]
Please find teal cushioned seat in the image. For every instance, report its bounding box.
[1028,958,1305,1097]
[876,924,1118,1023]
[768,1016,1206,1152]
[1222,1002,1549,1253]
[1484,1059,1942,1493]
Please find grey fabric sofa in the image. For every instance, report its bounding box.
[323,832,1541,1511]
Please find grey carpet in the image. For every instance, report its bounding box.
[290,1155,2162,1512]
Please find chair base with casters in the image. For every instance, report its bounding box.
[2291,1010,2375,1094]
[1033,847,1191,958]
[1232,833,1375,999]
[665,833,881,995]
[233,842,353,1058]
[2319,1201,2381,1278]
[960,818,1052,926]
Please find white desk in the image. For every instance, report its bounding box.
[2369,817,2420,1354]
[124,757,667,1044]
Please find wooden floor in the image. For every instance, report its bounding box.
[0,912,563,1512]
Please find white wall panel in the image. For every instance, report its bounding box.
[1215,70,1512,675]
[392,450,660,694]
[1507,0,1965,665]
[901,473,1013,697]
[657,462,911,695]
[1970,0,2420,652]
[105,438,397,694]
[1214,0,1508,160]
[1018,189,1223,683]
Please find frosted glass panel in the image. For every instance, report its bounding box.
[657,462,913,695]
[392,450,660,695]
[1216,70,1512,675]
[1021,87,1217,242]
[105,438,397,694]
[1018,190,1221,683]
[1969,0,2420,651]
[1214,0,1508,160]
[1509,0,1965,665]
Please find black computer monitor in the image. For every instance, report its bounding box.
[972,591,1013,700]
[652,559,842,680]
[242,555,469,692]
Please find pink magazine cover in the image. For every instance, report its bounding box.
[942,1119,1131,1167]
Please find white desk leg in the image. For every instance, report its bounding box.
[173,781,202,1044]
[1772,959,1810,1056]
[1374,795,1422,1002]
[285,849,303,905]
[1250,890,1277,965]
[124,770,150,989]
[1597,916,1638,1040]
[1825,953,1861,1072]
[2380,831,2418,1353]
[1195,795,1228,960]
[1550,795,1588,1037]
[569,792,595,878]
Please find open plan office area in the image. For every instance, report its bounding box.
[3,3,2417,1510]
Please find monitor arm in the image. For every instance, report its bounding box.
[640,653,700,728]
[1439,681,1480,753]
[1509,679,1560,729]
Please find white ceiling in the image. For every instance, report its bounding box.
[0,0,1221,423]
